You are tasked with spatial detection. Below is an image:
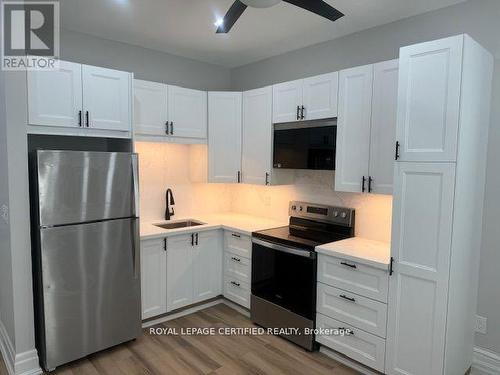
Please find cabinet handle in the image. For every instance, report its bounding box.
[78,110,82,127]
[195,233,199,246]
[265,172,270,185]
[362,176,366,193]
[340,261,357,269]
[395,141,400,160]
[163,238,167,252]
[231,281,241,287]
[339,294,356,303]
[237,171,241,183]
[191,233,194,246]
[231,233,241,238]
[368,176,373,193]
[231,256,241,262]
[85,111,90,127]
[170,121,174,135]
[296,106,300,120]
[165,122,169,135]
[301,105,305,120]
[389,257,394,276]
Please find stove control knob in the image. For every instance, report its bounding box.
[299,206,303,211]
[291,205,297,211]
[341,212,347,219]
[333,211,339,217]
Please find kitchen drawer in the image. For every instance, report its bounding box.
[317,283,387,338]
[316,313,386,373]
[224,230,252,259]
[223,277,250,309]
[224,251,251,283]
[318,254,389,303]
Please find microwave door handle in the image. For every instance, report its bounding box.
[252,238,315,259]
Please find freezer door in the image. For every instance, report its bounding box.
[36,150,139,226]
[39,218,141,370]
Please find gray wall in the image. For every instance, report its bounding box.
[231,0,500,354]
[61,29,232,91]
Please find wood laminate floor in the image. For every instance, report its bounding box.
[1,304,361,375]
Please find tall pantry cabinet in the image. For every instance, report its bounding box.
[385,35,493,375]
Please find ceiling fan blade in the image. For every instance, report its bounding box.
[283,0,344,22]
[216,0,248,33]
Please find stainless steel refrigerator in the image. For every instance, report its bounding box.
[30,150,141,371]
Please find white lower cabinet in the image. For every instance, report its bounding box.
[140,238,167,320]
[193,231,223,303]
[316,253,389,373]
[166,234,194,311]
[316,313,386,372]
[223,230,252,309]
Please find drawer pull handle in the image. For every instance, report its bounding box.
[339,294,356,302]
[338,327,355,336]
[231,257,241,262]
[231,233,241,238]
[340,261,357,269]
[230,281,241,287]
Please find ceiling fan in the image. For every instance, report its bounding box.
[216,0,344,33]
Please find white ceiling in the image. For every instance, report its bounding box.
[60,0,467,67]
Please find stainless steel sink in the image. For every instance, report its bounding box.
[154,220,205,230]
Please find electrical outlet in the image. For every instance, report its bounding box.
[476,315,487,334]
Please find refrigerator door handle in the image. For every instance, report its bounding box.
[131,154,140,217]
[132,219,140,279]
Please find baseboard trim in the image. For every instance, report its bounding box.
[319,346,380,375]
[0,320,41,375]
[473,347,500,375]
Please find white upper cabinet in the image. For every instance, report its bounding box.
[168,85,207,139]
[242,86,273,185]
[369,59,399,194]
[396,35,463,162]
[272,73,338,123]
[193,231,222,303]
[208,92,242,183]
[272,79,303,123]
[302,72,339,121]
[134,79,168,136]
[335,64,373,193]
[386,162,455,375]
[28,61,83,128]
[140,238,167,320]
[82,65,132,132]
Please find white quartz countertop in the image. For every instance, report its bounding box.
[140,212,287,239]
[316,237,391,270]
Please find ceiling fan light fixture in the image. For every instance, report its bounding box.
[240,0,281,8]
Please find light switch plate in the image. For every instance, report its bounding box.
[476,315,487,334]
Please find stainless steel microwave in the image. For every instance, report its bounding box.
[273,119,336,170]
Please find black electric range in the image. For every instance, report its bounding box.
[250,201,355,351]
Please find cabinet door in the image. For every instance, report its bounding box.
[193,231,222,303]
[134,79,168,136]
[369,59,399,195]
[27,61,82,128]
[242,86,273,185]
[208,92,242,183]
[396,36,463,162]
[82,65,131,132]
[166,234,193,311]
[168,85,207,139]
[272,79,303,123]
[140,238,167,320]
[386,162,456,375]
[335,65,373,193]
[302,72,338,120]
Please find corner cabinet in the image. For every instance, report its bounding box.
[386,35,494,375]
[335,59,398,194]
[272,72,338,123]
[133,79,207,141]
[208,92,242,183]
[27,60,132,136]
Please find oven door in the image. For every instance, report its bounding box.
[251,238,317,320]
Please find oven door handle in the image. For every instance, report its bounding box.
[252,238,316,259]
